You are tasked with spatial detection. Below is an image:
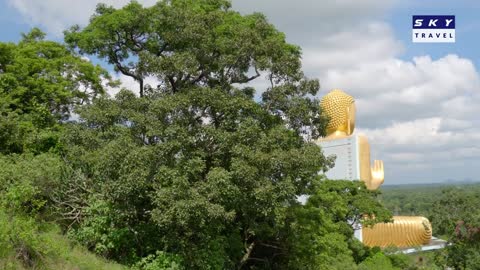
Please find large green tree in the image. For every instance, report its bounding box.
[58,0,393,269]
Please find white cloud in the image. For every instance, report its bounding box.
[302,23,404,71]
[232,0,397,45]
[359,118,480,150]
[7,0,157,36]
[358,117,480,183]
[439,118,473,131]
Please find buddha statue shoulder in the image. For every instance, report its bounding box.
[317,89,432,248]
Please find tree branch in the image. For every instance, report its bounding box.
[110,48,144,96]
[231,66,260,84]
[238,241,255,269]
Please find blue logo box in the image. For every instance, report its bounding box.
[412,15,455,29]
[412,15,455,43]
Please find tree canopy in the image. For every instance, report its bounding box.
[65,0,326,140]
[65,0,302,95]
[0,28,115,154]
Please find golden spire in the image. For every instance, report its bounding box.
[320,89,355,138]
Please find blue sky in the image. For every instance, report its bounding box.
[0,1,29,42]
[1,0,480,185]
[388,0,480,68]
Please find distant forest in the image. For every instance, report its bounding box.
[379,183,480,268]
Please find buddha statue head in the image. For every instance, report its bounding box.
[320,89,356,138]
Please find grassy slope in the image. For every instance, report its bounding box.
[0,226,126,270]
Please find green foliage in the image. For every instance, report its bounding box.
[380,185,445,222]
[60,84,331,268]
[0,28,114,154]
[434,188,480,269]
[0,152,126,270]
[0,209,51,267]
[0,153,62,217]
[429,187,480,237]
[133,251,184,270]
[70,199,135,257]
[358,253,397,270]
[385,252,415,270]
[282,180,392,269]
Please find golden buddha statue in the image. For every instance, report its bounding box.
[319,89,384,190]
[318,89,432,248]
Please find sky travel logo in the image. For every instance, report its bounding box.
[412,15,455,43]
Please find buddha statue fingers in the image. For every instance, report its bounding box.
[369,160,384,190]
